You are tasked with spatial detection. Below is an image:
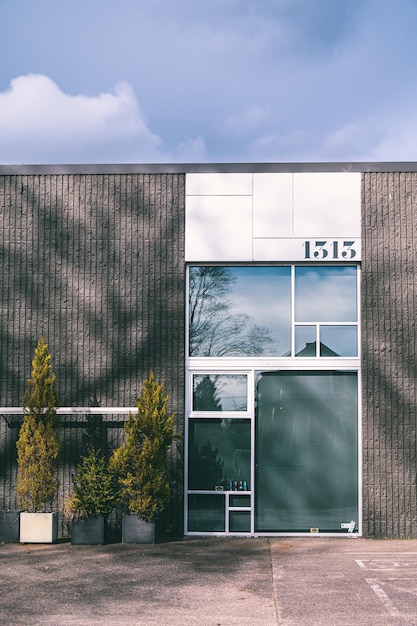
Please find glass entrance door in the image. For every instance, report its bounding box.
[255,371,358,533]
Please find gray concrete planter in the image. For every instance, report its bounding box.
[71,515,105,545]
[0,510,20,542]
[20,512,58,543]
[122,513,155,544]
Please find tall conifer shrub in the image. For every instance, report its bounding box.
[111,372,179,523]
[16,337,61,512]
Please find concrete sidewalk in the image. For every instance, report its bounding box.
[1,537,417,625]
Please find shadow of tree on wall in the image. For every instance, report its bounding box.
[362,172,417,538]
[0,173,185,536]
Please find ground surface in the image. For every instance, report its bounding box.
[2,537,417,625]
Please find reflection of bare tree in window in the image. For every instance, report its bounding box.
[189,267,273,356]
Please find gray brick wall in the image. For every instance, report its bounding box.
[362,172,417,538]
[0,173,185,536]
[6,165,417,539]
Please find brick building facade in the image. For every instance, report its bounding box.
[0,163,416,539]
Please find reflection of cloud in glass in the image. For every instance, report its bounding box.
[320,326,357,356]
[227,267,291,356]
[189,265,357,358]
[295,266,357,322]
[189,266,277,357]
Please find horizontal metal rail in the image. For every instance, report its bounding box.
[0,407,137,414]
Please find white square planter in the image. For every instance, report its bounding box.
[20,512,58,543]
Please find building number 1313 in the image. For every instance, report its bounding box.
[304,240,357,260]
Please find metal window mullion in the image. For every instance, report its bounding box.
[291,265,296,356]
[225,491,230,533]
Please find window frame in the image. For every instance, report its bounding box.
[187,263,360,360]
[185,263,362,537]
[189,371,252,418]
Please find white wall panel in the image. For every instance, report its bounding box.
[253,238,307,261]
[253,173,293,237]
[185,170,361,262]
[293,172,361,237]
[186,173,252,196]
[185,196,253,261]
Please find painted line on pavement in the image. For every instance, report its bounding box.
[355,559,417,570]
[344,550,417,556]
[365,578,401,618]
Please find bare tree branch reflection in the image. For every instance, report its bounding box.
[189,267,273,356]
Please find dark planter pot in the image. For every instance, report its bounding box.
[122,513,155,544]
[0,510,20,543]
[71,515,105,545]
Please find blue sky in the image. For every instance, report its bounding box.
[1,0,417,164]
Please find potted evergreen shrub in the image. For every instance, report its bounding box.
[66,447,119,545]
[16,337,61,543]
[111,372,180,543]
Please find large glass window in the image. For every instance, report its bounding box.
[294,266,358,357]
[255,371,358,532]
[186,264,360,536]
[188,418,251,491]
[188,265,358,358]
[294,266,357,322]
[189,266,291,357]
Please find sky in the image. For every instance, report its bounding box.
[1,0,417,164]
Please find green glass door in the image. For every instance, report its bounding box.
[255,371,358,533]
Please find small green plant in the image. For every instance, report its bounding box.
[111,372,180,523]
[16,337,61,512]
[66,447,119,520]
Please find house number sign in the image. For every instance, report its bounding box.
[304,240,358,260]
[253,237,360,262]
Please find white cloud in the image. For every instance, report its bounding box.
[0,74,168,163]
[320,122,382,161]
[321,112,417,162]
[217,105,270,139]
[3,2,417,164]
[174,136,208,162]
[371,116,417,162]
[247,129,312,161]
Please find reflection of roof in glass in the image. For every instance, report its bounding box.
[295,341,339,357]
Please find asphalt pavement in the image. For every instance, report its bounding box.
[1,536,417,625]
